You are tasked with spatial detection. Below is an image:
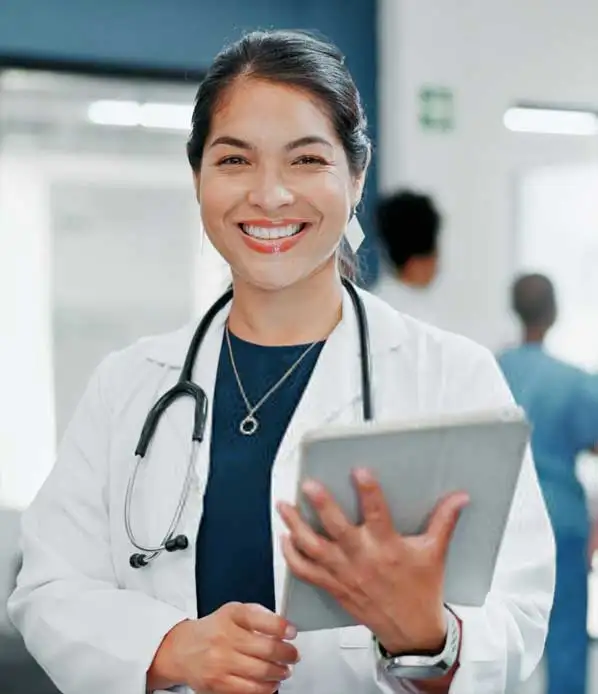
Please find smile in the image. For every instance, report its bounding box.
[237,221,311,255]
[240,223,307,240]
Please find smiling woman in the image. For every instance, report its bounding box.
[187,30,368,311]
[8,29,554,694]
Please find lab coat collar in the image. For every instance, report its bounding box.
[142,286,408,369]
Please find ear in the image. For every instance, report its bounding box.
[192,170,201,203]
[351,167,368,210]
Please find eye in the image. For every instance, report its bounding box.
[293,155,328,166]
[217,155,249,166]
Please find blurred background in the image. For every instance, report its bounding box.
[1,1,598,692]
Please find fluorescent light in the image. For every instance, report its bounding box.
[87,100,192,131]
[139,102,192,130]
[88,100,140,127]
[504,107,598,136]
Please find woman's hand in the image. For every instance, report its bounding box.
[277,468,468,655]
[147,602,300,693]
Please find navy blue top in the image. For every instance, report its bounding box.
[196,331,324,617]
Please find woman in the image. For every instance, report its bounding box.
[8,30,554,694]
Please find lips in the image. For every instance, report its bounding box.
[237,221,311,255]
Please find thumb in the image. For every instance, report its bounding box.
[426,491,470,560]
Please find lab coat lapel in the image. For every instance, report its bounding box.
[176,308,228,614]
[188,308,228,488]
[269,289,411,609]
[140,306,229,615]
[143,308,228,487]
[271,288,363,609]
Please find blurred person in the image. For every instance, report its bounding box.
[373,190,442,325]
[498,273,598,694]
[8,30,554,694]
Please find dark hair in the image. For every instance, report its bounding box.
[187,29,371,281]
[376,190,441,270]
[511,273,557,327]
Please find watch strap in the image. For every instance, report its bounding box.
[376,606,462,680]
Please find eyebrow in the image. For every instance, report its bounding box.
[209,136,253,150]
[208,135,334,151]
[285,136,334,151]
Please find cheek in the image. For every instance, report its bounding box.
[304,168,350,198]
[198,169,249,224]
[198,179,230,240]
[305,172,353,231]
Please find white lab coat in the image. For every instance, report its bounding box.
[8,288,555,694]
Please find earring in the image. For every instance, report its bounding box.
[345,212,365,253]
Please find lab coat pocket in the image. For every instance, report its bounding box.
[339,624,372,648]
[339,625,374,683]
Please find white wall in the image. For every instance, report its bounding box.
[519,163,598,370]
[378,0,598,349]
[0,157,56,511]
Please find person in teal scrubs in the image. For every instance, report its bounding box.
[499,273,598,694]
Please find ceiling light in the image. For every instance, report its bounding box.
[139,102,192,130]
[87,100,140,127]
[87,100,192,131]
[504,107,598,136]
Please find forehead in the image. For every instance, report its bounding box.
[209,77,339,144]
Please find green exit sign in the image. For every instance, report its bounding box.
[418,86,455,132]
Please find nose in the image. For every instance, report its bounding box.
[247,166,294,212]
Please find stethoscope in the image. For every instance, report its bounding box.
[126,277,373,568]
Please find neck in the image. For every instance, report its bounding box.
[396,269,417,288]
[523,326,547,344]
[228,261,344,346]
[397,261,431,289]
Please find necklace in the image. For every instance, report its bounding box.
[225,325,320,435]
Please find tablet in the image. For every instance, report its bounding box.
[281,407,529,632]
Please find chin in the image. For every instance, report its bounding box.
[242,272,308,293]
[231,251,338,293]
[232,263,316,293]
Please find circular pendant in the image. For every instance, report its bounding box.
[240,415,259,436]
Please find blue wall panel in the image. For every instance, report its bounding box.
[0,0,379,282]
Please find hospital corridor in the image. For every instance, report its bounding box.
[3,2,598,693]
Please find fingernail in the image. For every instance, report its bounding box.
[285,624,297,640]
[354,467,372,482]
[302,479,322,495]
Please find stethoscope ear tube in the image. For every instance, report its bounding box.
[180,288,233,382]
[341,278,373,421]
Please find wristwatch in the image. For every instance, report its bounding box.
[376,607,461,680]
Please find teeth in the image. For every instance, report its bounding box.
[242,224,302,240]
